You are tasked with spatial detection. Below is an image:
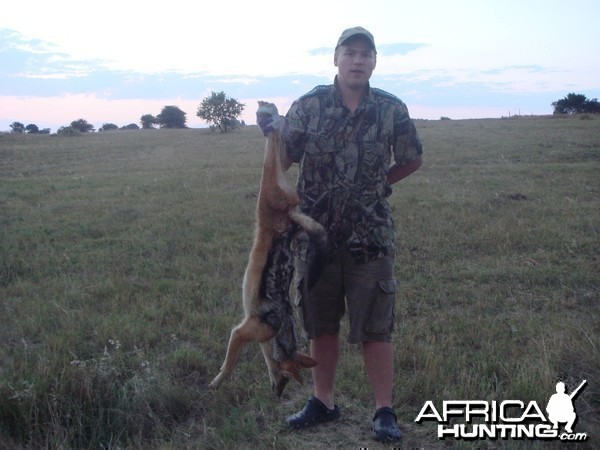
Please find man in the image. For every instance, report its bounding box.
[257,26,422,442]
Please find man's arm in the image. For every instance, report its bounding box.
[387,155,422,185]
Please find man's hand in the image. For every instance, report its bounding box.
[387,155,422,185]
[257,102,288,137]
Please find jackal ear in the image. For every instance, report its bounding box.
[296,352,318,368]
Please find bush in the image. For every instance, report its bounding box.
[56,126,81,137]
[140,114,158,129]
[99,123,119,132]
[120,124,140,130]
[25,124,40,134]
[9,122,25,134]
[70,119,95,133]
[156,106,187,129]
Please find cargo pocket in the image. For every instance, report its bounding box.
[364,280,396,334]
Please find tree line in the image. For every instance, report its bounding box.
[8,123,51,134]
[8,91,597,135]
[8,91,246,135]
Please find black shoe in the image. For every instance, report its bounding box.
[285,396,341,430]
[372,407,403,442]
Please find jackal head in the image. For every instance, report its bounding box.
[273,352,318,397]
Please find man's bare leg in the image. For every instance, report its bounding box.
[363,340,394,409]
[311,333,340,410]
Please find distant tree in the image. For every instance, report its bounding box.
[140,114,158,129]
[196,91,245,133]
[586,98,600,113]
[99,123,119,132]
[26,124,40,134]
[10,122,25,133]
[120,123,140,130]
[70,118,95,132]
[39,128,51,134]
[57,126,80,136]
[156,106,187,128]
[552,93,600,114]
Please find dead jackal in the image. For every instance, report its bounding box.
[209,102,327,396]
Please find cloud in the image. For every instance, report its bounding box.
[308,47,332,56]
[308,42,428,57]
[0,29,54,54]
[1,28,331,100]
[377,43,429,56]
[0,28,106,78]
[213,77,259,85]
[481,65,550,76]
[2,26,599,130]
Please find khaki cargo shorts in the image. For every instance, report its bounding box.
[294,247,396,343]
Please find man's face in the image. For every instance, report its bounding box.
[334,37,377,91]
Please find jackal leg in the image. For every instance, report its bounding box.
[258,340,280,391]
[209,316,274,389]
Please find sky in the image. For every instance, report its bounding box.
[1,0,599,132]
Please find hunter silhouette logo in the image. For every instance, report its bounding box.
[415,380,588,442]
[546,380,586,434]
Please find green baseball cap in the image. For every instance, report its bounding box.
[335,26,376,52]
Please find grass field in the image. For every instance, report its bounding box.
[0,116,598,449]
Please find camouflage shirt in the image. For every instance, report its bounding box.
[285,78,423,263]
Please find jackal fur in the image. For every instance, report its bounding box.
[209,102,327,396]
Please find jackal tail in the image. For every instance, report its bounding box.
[289,208,329,290]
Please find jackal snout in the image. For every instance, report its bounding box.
[272,353,318,396]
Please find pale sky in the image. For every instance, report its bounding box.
[1,0,599,131]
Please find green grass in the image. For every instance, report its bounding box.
[0,117,598,449]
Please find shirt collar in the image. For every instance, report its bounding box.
[332,76,375,113]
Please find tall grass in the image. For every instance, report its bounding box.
[0,117,598,448]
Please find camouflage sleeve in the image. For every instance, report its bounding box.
[284,100,309,164]
[392,103,423,165]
